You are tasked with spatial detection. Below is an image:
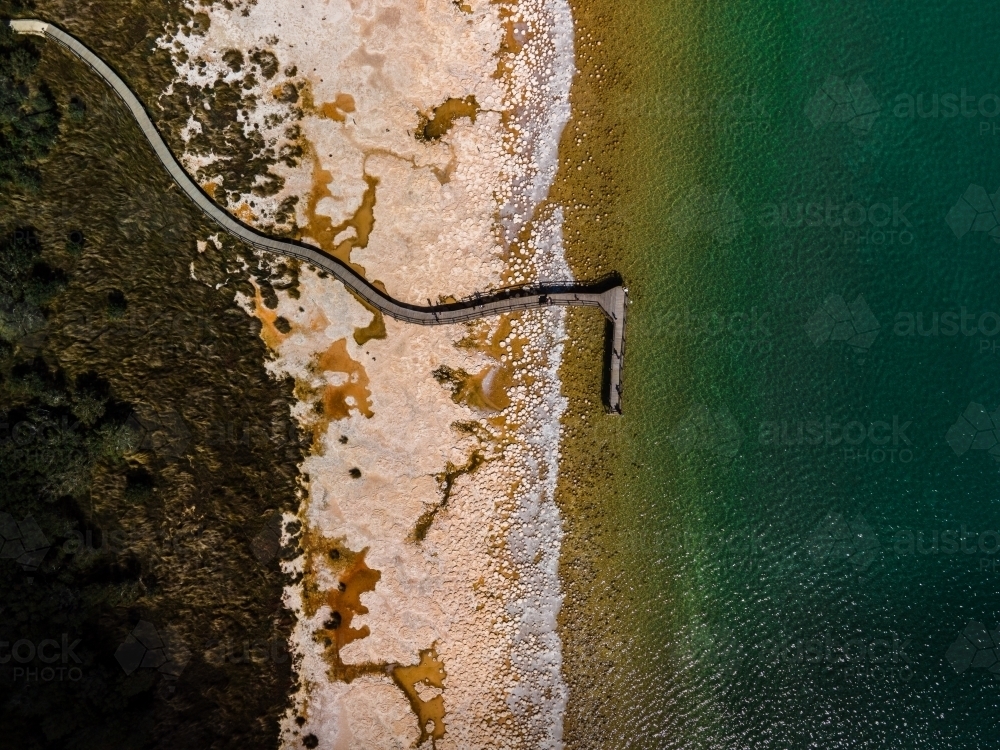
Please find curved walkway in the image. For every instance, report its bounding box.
[12,19,628,412]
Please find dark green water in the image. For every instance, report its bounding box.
[613,1,1000,746]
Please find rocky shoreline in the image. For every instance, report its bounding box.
[160,0,576,746]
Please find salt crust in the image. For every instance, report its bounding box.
[161,0,575,746]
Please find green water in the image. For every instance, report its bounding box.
[609,1,1000,746]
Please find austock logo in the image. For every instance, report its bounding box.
[891,526,1000,572]
[0,634,84,684]
[805,294,881,352]
[667,186,744,243]
[945,403,1000,461]
[810,512,880,572]
[769,631,912,680]
[805,75,881,134]
[759,197,915,247]
[250,511,284,565]
[203,635,290,666]
[946,621,1000,678]
[654,307,773,355]
[759,416,914,464]
[665,404,743,460]
[945,184,1000,243]
[115,620,190,679]
[686,621,747,683]
[0,513,50,571]
[124,408,192,459]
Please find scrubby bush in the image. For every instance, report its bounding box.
[0,21,61,191]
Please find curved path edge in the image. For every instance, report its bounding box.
[11,18,628,413]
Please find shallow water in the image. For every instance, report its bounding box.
[566,0,1000,746]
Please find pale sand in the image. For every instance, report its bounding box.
[163,0,575,746]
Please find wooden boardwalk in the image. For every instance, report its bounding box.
[12,19,628,412]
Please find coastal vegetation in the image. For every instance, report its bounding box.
[0,16,59,190]
[0,4,305,747]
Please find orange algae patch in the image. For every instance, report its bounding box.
[343,174,378,252]
[304,305,331,334]
[352,301,387,346]
[317,549,381,654]
[493,7,533,77]
[391,647,447,747]
[302,536,385,682]
[501,17,525,55]
[201,181,218,199]
[413,450,486,541]
[299,533,449,741]
[271,81,298,103]
[469,366,512,411]
[234,202,257,223]
[432,364,511,411]
[417,96,480,141]
[251,282,288,350]
[459,315,517,359]
[353,314,386,346]
[293,80,354,122]
[347,282,388,346]
[317,337,374,421]
[436,314,522,410]
[300,141,378,276]
[319,93,356,122]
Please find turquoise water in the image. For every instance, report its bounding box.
[612,2,1000,746]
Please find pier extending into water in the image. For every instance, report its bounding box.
[12,18,628,412]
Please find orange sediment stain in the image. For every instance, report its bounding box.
[348,285,388,346]
[251,282,288,350]
[416,96,480,141]
[391,647,447,747]
[305,306,331,333]
[437,315,520,411]
[300,140,378,276]
[493,7,533,77]
[301,535,386,682]
[316,549,381,654]
[500,13,524,55]
[288,79,355,122]
[432,363,512,412]
[472,365,513,411]
[343,174,378,250]
[298,513,449,739]
[316,337,374,422]
[319,93,356,122]
[234,202,257,223]
[301,538,448,741]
